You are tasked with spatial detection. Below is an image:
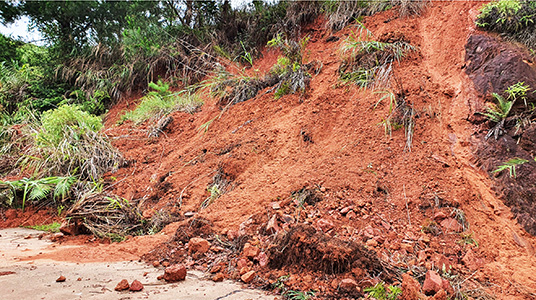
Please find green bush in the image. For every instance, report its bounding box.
[25,105,122,181]
[476,0,536,48]
[120,80,203,124]
[37,105,103,147]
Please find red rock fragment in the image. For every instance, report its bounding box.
[163,264,187,282]
[422,270,443,295]
[339,278,358,291]
[188,237,211,254]
[129,280,143,291]
[316,218,334,232]
[241,270,256,283]
[401,273,423,300]
[115,279,129,291]
[56,275,66,282]
[212,273,225,282]
[242,243,260,259]
[440,218,463,233]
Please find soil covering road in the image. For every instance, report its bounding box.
[2,2,536,299]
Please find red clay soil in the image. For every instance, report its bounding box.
[0,207,60,229]
[5,2,536,299]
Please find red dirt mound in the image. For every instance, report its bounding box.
[101,2,536,298]
[4,2,536,299]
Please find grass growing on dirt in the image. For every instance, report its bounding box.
[364,282,402,300]
[339,23,416,88]
[25,222,61,233]
[120,80,203,125]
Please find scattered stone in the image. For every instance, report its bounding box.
[56,275,66,282]
[366,239,378,247]
[316,218,334,232]
[77,277,82,281]
[430,289,447,300]
[129,280,143,291]
[24,235,32,239]
[212,273,225,282]
[188,237,211,254]
[157,275,164,280]
[340,206,353,215]
[162,261,170,267]
[0,271,15,276]
[152,261,160,268]
[271,202,281,210]
[242,243,260,259]
[184,211,195,218]
[281,214,294,223]
[433,211,448,220]
[241,270,256,283]
[237,258,248,269]
[339,278,358,291]
[441,278,454,295]
[240,267,249,275]
[462,248,483,271]
[266,215,279,234]
[115,279,130,291]
[422,270,443,295]
[346,211,357,220]
[163,264,187,282]
[401,273,423,300]
[440,218,463,233]
[49,232,65,242]
[400,243,413,253]
[256,252,269,267]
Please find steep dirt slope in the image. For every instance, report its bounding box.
[101,2,536,298]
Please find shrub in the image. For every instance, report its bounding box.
[120,80,203,125]
[0,176,76,210]
[25,104,122,181]
[476,0,536,48]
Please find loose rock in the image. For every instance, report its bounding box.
[422,270,443,295]
[242,243,260,259]
[440,218,463,233]
[163,264,187,282]
[401,273,424,300]
[56,275,66,282]
[129,280,143,291]
[339,278,358,291]
[115,279,129,291]
[241,270,256,283]
[212,273,225,282]
[188,237,211,254]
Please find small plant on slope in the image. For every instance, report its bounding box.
[339,23,416,88]
[364,282,402,300]
[120,80,203,125]
[492,157,528,178]
[481,82,530,140]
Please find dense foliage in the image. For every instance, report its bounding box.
[476,0,536,48]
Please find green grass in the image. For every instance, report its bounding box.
[120,82,203,125]
[493,157,528,178]
[25,222,61,233]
